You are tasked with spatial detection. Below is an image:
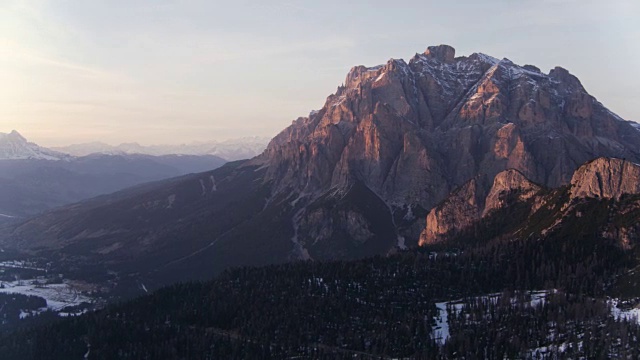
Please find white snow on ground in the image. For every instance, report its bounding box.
[529,290,550,307]
[397,235,407,250]
[528,342,574,358]
[0,213,14,218]
[0,260,46,271]
[432,302,450,345]
[0,279,92,311]
[432,290,553,346]
[610,299,640,323]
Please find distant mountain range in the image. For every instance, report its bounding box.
[52,136,270,161]
[0,130,226,220]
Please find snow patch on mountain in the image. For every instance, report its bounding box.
[628,121,640,133]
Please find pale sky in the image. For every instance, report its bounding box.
[0,0,638,146]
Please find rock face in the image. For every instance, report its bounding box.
[419,158,640,246]
[424,45,456,63]
[570,158,640,200]
[483,169,541,216]
[419,169,542,245]
[419,178,482,246]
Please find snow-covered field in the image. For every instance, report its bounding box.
[0,279,93,312]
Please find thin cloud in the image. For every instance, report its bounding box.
[1,47,129,83]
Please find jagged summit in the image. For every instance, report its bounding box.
[0,130,70,161]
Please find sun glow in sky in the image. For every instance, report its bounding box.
[1,0,638,146]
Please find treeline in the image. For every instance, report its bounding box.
[0,293,47,330]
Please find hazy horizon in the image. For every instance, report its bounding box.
[1,0,638,147]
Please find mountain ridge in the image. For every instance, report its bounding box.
[52,136,270,161]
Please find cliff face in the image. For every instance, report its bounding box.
[419,158,640,246]
[419,169,542,245]
[570,158,640,200]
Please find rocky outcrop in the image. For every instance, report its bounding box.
[483,169,541,216]
[570,158,640,200]
[419,169,542,245]
[424,45,456,63]
[419,178,483,245]
[420,158,640,246]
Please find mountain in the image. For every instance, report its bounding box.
[2,45,640,292]
[53,136,271,161]
[0,132,226,219]
[0,130,70,161]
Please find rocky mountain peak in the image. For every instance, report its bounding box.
[423,44,456,63]
[7,130,26,141]
[263,44,640,206]
[570,157,640,200]
[549,66,584,90]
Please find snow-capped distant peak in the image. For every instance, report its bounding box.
[53,136,271,161]
[0,130,71,161]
